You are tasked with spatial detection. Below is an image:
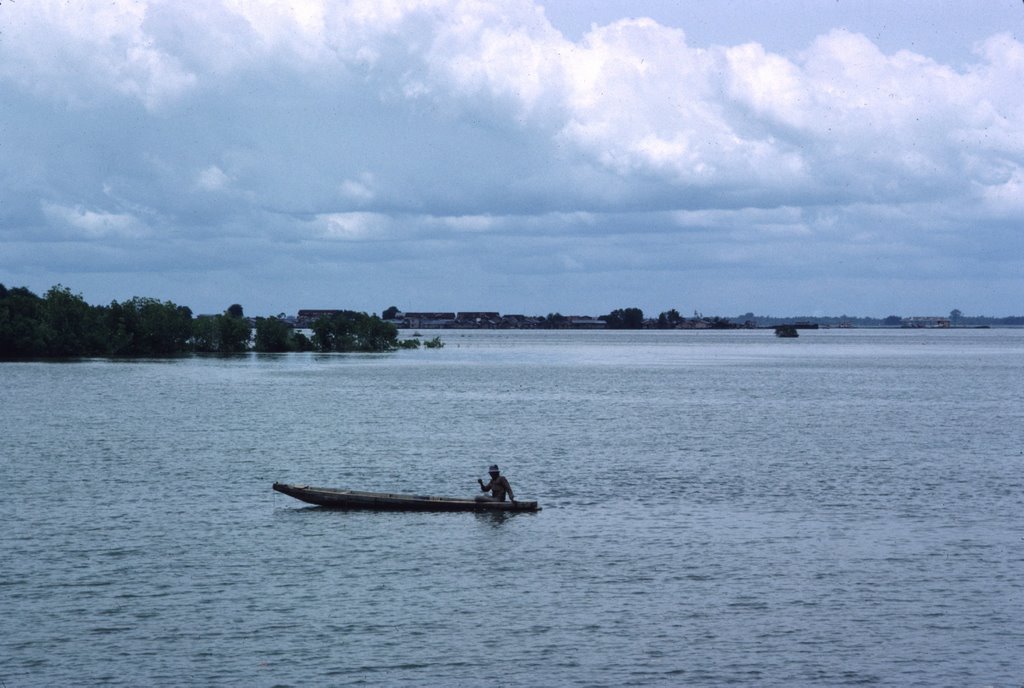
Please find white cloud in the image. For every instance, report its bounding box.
[431,214,499,233]
[197,166,233,191]
[42,202,149,239]
[339,173,377,203]
[316,212,393,241]
[725,43,807,128]
[978,165,1024,216]
[0,0,197,109]
[1,1,1022,315]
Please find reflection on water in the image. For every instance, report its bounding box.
[473,511,521,528]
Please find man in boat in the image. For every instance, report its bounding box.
[477,464,515,504]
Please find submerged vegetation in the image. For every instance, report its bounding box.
[307,310,404,353]
[0,284,417,358]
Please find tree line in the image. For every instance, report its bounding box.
[0,284,411,358]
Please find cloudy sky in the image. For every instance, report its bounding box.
[1,0,1021,317]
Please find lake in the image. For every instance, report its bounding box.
[2,328,1022,686]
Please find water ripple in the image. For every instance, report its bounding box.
[2,331,1023,686]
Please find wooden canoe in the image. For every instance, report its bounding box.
[272,482,541,512]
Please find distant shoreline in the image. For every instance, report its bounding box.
[396,325,1016,330]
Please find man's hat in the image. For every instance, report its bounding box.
[488,464,500,474]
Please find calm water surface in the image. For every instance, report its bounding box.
[2,329,1023,686]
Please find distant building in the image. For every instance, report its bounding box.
[567,317,605,329]
[501,314,541,328]
[457,312,500,326]
[403,312,457,328]
[901,317,951,328]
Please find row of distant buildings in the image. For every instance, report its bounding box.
[294,310,608,329]
[900,317,951,328]
[286,310,956,330]
[293,310,764,330]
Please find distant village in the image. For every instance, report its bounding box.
[296,310,615,330]
[389,311,649,329]
[286,309,975,330]
[5,283,1018,360]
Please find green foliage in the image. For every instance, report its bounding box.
[192,308,251,353]
[1,284,195,357]
[105,297,194,355]
[253,316,293,352]
[191,315,219,353]
[422,336,445,349]
[537,312,569,329]
[41,285,101,356]
[657,308,683,329]
[0,285,46,357]
[601,307,645,329]
[706,316,737,329]
[310,316,334,352]
[310,311,399,352]
[218,309,251,353]
[291,329,314,352]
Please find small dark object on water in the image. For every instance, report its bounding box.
[273,483,541,512]
[774,325,799,337]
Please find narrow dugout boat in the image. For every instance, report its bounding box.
[272,482,540,512]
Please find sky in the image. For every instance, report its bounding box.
[1,0,1022,318]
